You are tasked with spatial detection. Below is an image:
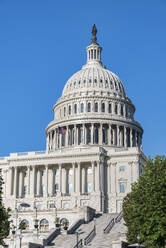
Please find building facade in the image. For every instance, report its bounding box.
[0,25,146,233]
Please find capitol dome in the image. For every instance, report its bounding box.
[46,25,143,151]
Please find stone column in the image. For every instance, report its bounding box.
[91,124,94,144]
[96,161,100,191]
[99,124,102,145]
[85,125,87,145]
[31,166,36,197]
[45,165,48,197]
[52,169,55,195]
[130,128,132,147]
[72,163,75,194]
[83,124,85,144]
[19,170,24,198]
[13,167,18,197]
[74,125,77,145]
[36,169,40,196]
[92,162,95,192]
[108,124,111,146]
[27,166,30,195]
[59,164,62,194]
[110,163,116,194]
[82,167,85,194]
[124,126,127,148]
[53,129,56,150]
[77,163,81,194]
[66,126,69,147]
[7,168,12,196]
[117,125,120,146]
[46,134,49,151]
[107,163,111,194]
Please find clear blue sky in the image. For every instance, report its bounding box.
[0,0,165,158]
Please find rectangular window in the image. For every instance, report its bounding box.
[108,103,112,113]
[120,182,125,193]
[81,103,84,113]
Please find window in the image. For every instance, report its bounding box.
[23,186,27,195]
[119,166,125,172]
[68,105,71,115]
[101,103,105,112]
[87,127,91,144]
[40,219,49,230]
[69,183,72,194]
[87,102,91,112]
[88,182,93,193]
[94,128,99,144]
[20,219,29,230]
[55,183,59,191]
[64,107,66,117]
[62,133,65,146]
[49,203,55,208]
[108,103,112,113]
[120,182,125,193]
[102,128,106,144]
[74,104,77,114]
[63,203,69,209]
[115,104,118,114]
[68,129,72,146]
[121,105,124,116]
[78,128,83,145]
[87,168,92,174]
[81,103,84,113]
[94,102,98,112]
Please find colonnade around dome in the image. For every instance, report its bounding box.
[47,123,142,151]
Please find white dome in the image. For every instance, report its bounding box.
[62,63,126,98]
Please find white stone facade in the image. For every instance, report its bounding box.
[0,26,146,235]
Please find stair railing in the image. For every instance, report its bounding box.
[103,218,115,234]
[73,239,83,248]
[115,211,123,223]
[43,228,60,246]
[84,225,96,246]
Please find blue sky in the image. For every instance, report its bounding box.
[0,0,165,158]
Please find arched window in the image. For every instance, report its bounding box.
[121,104,124,116]
[115,104,118,114]
[94,102,98,112]
[60,218,69,226]
[74,104,77,114]
[108,103,112,113]
[101,103,105,112]
[40,219,49,231]
[64,107,66,117]
[81,103,84,113]
[20,219,29,230]
[68,105,71,115]
[87,102,91,112]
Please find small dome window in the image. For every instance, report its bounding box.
[87,102,91,112]
[81,103,84,113]
[94,102,98,112]
[108,103,112,113]
[83,79,86,84]
[101,103,105,112]
[89,79,92,83]
[78,81,81,85]
[70,83,72,87]
[115,103,118,114]
[74,104,77,114]
[100,79,103,83]
[121,104,124,116]
[68,105,71,115]
[74,81,76,86]
[94,79,97,83]
[64,107,66,117]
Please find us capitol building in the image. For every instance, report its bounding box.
[0,25,146,244]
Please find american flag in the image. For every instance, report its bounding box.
[58,127,66,135]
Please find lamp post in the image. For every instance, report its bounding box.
[137,234,140,248]
[76,232,79,248]
[34,206,39,239]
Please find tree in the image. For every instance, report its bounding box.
[0,169,10,245]
[123,155,166,248]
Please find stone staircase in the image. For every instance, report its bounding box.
[44,213,126,248]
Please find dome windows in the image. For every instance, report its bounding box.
[87,102,91,112]
[81,103,84,113]
[68,105,71,115]
[74,104,77,114]
[101,102,105,112]
[115,103,118,114]
[108,103,112,113]
[94,102,98,112]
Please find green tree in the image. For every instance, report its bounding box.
[0,169,10,245]
[123,155,166,248]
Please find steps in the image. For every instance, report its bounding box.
[43,213,126,248]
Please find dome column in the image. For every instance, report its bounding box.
[91,124,94,144]
[13,167,18,197]
[66,126,69,147]
[72,163,75,194]
[99,124,102,145]
[92,161,95,192]
[117,125,120,146]
[77,162,81,194]
[130,128,133,147]
[124,126,127,148]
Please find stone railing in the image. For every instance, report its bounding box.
[84,225,96,246]
[67,219,84,234]
[103,218,115,234]
[43,228,60,246]
[73,239,83,248]
[115,211,123,223]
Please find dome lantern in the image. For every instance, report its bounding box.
[86,25,102,65]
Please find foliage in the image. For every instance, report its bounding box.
[0,169,10,245]
[19,221,27,230]
[123,155,166,248]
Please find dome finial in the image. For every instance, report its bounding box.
[91,24,97,43]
